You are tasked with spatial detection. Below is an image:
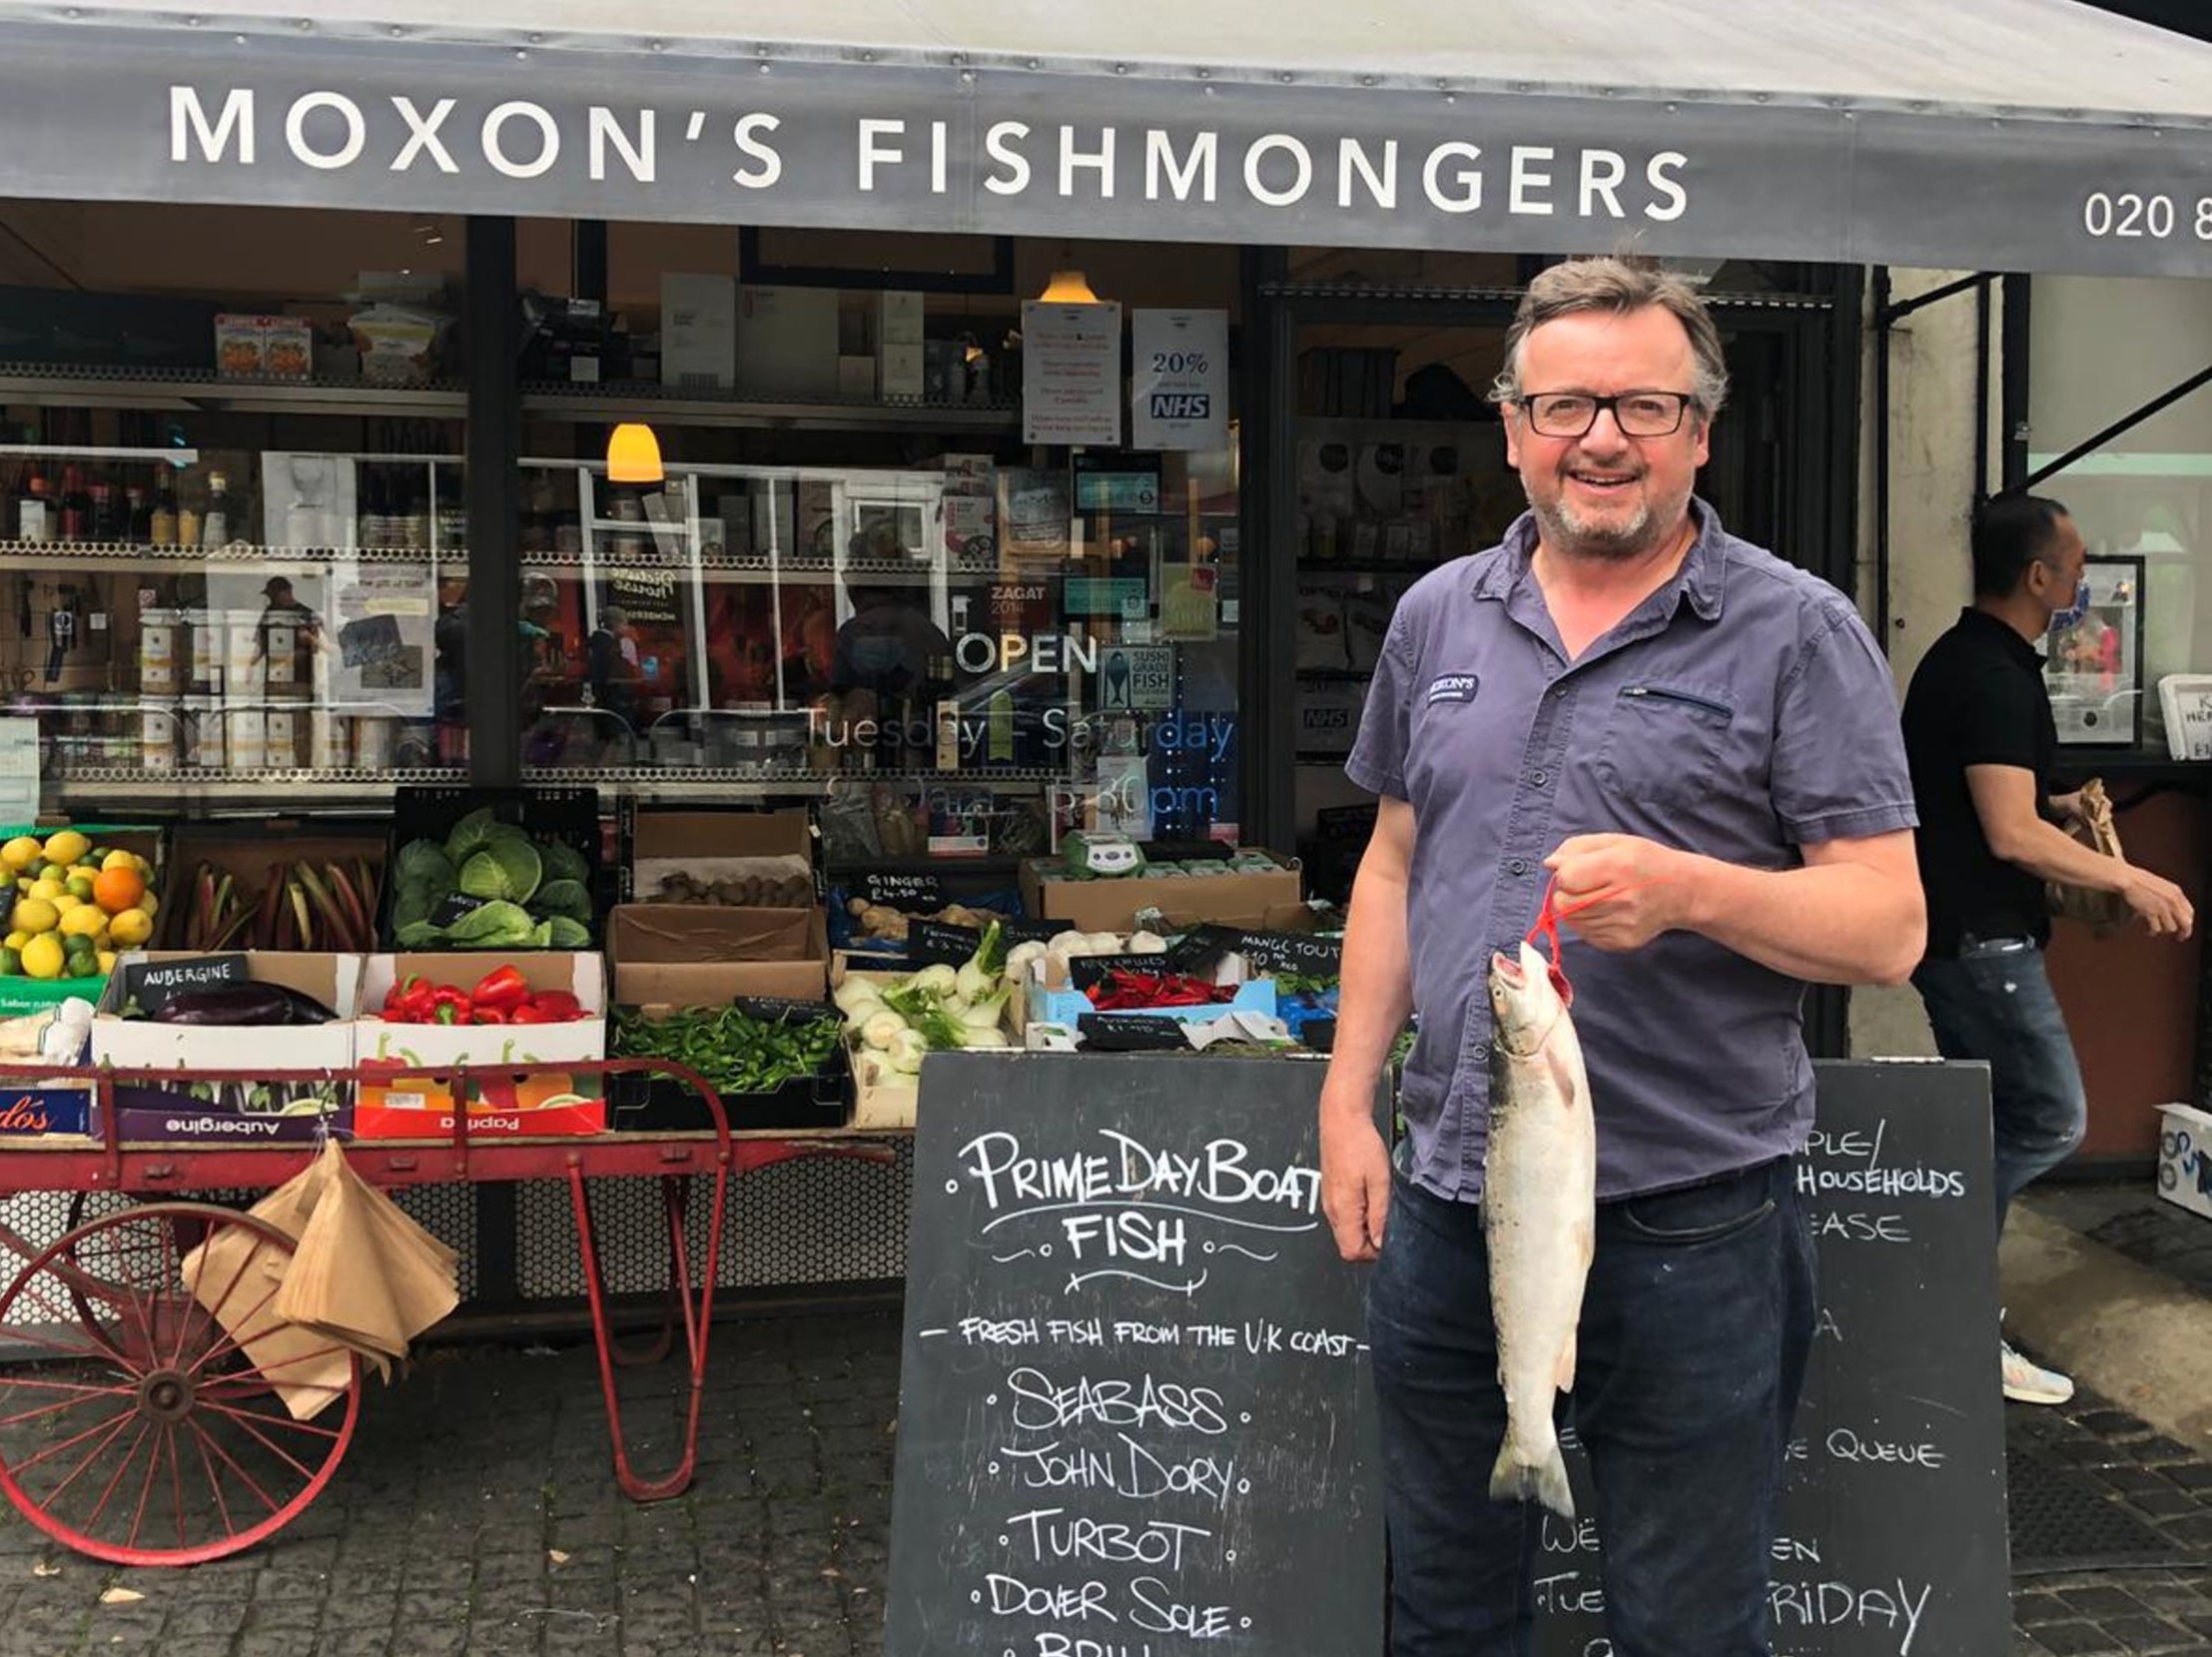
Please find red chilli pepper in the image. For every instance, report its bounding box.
[430,985,472,1025]
[470,965,531,1013]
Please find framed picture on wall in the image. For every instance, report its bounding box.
[2046,553,2146,748]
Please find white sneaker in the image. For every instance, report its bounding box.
[2000,1339,2074,1405]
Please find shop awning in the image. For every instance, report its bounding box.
[1,0,2208,276]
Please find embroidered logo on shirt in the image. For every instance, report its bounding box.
[1426,673,1480,705]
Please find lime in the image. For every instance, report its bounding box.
[0,949,20,977]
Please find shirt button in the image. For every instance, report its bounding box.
[1532,771,1548,787]
[1509,858,1528,876]
[1472,1042,1489,1060]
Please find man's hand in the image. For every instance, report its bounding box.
[1543,833,1696,952]
[2048,790,2085,826]
[2121,865,2196,939]
[1319,1092,1392,1262]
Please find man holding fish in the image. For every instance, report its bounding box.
[1322,256,1926,1656]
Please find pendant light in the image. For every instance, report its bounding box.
[605,422,663,484]
[1037,268,1102,305]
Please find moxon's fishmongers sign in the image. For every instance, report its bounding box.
[168,86,1692,225]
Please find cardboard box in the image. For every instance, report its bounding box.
[94,951,361,1141]
[736,286,840,398]
[831,957,1023,1130]
[0,1081,96,1139]
[661,273,737,390]
[879,291,925,345]
[1021,958,1276,1030]
[1019,853,1303,933]
[624,806,815,905]
[2157,1103,2212,1223]
[878,341,925,401]
[838,355,878,399]
[355,953,606,1133]
[608,904,829,1006]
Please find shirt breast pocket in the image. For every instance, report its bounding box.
[1593,681,1737,809]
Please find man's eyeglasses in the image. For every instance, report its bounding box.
[1516,391,1700,439]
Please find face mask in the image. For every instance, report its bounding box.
[2048,574,2091,632]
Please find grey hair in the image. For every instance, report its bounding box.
[1488,256,1731,417]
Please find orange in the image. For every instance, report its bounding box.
[91,866,146,915]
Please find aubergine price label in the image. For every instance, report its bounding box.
[730,997,841,1026]
[857,870,946,909]
[122,953,250,1015]
[907,920,984,968]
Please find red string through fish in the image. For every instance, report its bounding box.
[1525,873,1575,1006]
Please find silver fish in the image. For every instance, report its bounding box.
[1483,939,1597,1520]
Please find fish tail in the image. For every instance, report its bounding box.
[1488,1435,1576,1521]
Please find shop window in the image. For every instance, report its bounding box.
[0,199,468,809]
[2028,276,2212,757]
[511,225,1245,871]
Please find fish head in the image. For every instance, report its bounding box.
[1489,940,1569,1057]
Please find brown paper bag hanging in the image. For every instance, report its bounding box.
[181,1153,355,1422]
[273,1140,459,1376]
[2046,777,2130,933]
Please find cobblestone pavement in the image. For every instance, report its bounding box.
[2023,1184,2212,1300]
[0,1304,2204,1655]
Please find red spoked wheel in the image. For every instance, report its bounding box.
[0,1202,361,1565]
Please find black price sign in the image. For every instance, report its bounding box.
[1233,929,1343,977]
[429,891,482,931]
[907,920,984,967]
[731,996,841,1026]
[858,871,946,908]
[1075,1013,1193,1051]
[1068,953,1171,993]
[122,953,250,1015]
[1000,917,1065,946]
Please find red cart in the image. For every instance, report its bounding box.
[0,1059,896,1567]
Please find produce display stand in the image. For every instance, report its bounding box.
[0,1058,900,1567]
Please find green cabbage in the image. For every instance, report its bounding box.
[444,899,535,947]
[538,839,589,885]
[395,918,439,948]
[443,805,500,864]
[531,879,592,923]
[457,840,542,904]
[395,837,453,882]
[528,919,553,947]
[546,916,592,949]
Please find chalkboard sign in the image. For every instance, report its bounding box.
[887,1051,1384,1657]
[120,952,249,1015]
[907,920,984,967]
[859,871,947,909]
[887,1056,2010,1657]
[1533,1059,2009,1656]
[1170,925,1340,979]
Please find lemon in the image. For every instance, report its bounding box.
[11,898,58,935]
[26,879,61,905]
[50,894,81,916]
[58,905,104,939]
[95,950,116,976]
[0,837,38,871]
[108,908,153,947]
[2,932,23,952]
[39,831,88,866]
[137,891,158,917]
[100,850,137,874]
[19,934,63,980]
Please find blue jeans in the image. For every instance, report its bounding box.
[1366,1156,1816,1657]
[1911,941,2086,1236]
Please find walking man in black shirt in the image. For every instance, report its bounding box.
[1901,492,2194,1404]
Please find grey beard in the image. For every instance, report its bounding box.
[1525,488,1654,562]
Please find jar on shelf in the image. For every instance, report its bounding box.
[185,607,221,694]
[140,699,181,774]
[137,609,181,694]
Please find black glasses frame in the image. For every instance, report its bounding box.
[1515,391,1701,438]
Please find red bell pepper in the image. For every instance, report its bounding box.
[470,966,530,1014]
[471,1005,510,1026]
[525,989,583,1022]
[384,975,436,1023]
[430,985,472,1025]
[508,1001,557,1025]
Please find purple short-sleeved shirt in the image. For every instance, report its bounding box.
[1346,500,1917,1203]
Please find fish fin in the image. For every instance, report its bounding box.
[1555,1330,1577,1393]
[1489,1436,1576,1521]
[1544,1044,1579,1111]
